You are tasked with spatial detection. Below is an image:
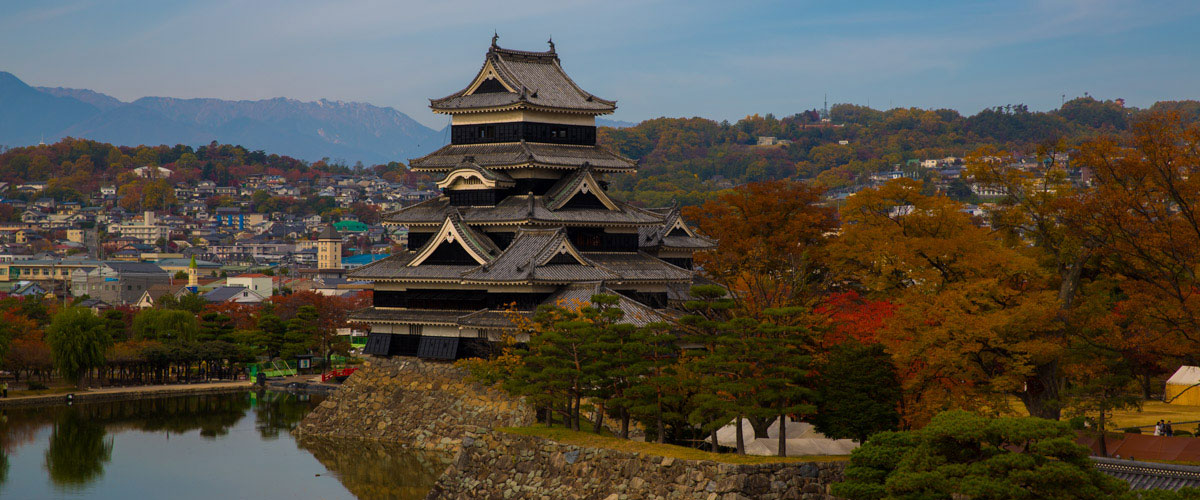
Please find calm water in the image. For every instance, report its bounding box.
[0,391,449,499]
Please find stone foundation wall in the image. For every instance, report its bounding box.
[426,429,846,500]
[294,357,535,453]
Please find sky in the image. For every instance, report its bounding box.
[2,0,1199,129]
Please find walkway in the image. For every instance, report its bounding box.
[0,380,253,408]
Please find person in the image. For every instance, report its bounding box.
[1154,421,1163,436]
[1,381,7,398]
[1166,421,1174,436]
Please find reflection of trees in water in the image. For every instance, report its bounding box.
[44,410,114,490]
[297,435,451,500]
[253,390,317,440]
[0,391,324,490]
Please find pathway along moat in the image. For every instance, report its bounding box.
[0,390,449,499]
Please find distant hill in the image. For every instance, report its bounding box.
[598,118,638,128]
[0,71,446,164]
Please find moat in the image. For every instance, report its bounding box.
[0,391,449,499]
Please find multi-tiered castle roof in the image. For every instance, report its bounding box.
[351,39,713,359]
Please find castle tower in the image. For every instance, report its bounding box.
[317,224,342,270]
[348,38,713,360]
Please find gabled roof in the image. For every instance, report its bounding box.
[203,285,264,303]
[430,42,615,115]
[460,228,617,283]
[101,261,168,275]
[407,214,503,267]
[639,205,717,251]
[409,141,636,173]
[544,166,618,211]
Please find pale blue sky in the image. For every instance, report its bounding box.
[2,0,1198,128]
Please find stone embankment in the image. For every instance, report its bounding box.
[294,357,535,453]
[427,429,846,500]
[296,357,845,499]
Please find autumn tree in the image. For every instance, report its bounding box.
[832,179,1062,424]
[684,179,836,316]
[1075,111,1200,368]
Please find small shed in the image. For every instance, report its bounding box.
[1165,366,1200,405]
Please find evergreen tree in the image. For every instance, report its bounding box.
[281,305,318,360]
[627,321,683,444]
[811,342,902,443]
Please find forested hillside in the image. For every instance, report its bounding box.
[600,98,1200,207]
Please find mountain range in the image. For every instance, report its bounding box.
[0,72,638,165]
[0,72,498,165]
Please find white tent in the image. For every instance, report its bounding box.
[714,417,858,456]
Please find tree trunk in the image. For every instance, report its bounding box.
[1019,360,1063,420]
[656,416,664,444]
[711,429,719,453]
[1098,407,1108,457]
[592,401,605,434]
[735,416,746,455]
[778,413,787,457]
[620,410,630,439]
[749,416,771,439]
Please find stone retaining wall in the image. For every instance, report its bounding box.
[426,429,846,500]
[294,356,535,453]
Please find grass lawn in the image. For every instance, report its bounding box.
[1001,397,1200,431]
[499,424,849,465]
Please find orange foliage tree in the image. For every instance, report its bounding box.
[683,180,836,316]
[831,179,1063,424]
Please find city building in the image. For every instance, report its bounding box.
[349,39,712,360]
[72,261,171,305]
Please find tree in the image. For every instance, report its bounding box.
[831,179,1061,425]
[833,411,1128,500]
[281,305,318,360]
[1076,112,1200,370]
[131,309,198,342]
[684,179,836,315]
[626,321,684,444]
[46,307,111,389]
[505,302,595,430]
[811,342,901,443]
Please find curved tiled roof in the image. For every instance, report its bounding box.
[409,141,636,172]
[431,44,615,114]
[460,228,618,284]
[384,194,664,227]
[1094,457,1200,491]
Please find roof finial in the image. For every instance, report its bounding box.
[547,36,555,53]
[491,31,499,48]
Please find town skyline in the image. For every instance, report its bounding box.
[3,0,1199,129]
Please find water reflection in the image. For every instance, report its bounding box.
[0,391,447,499]
[301,435,453,500]
[44,411,113,489]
